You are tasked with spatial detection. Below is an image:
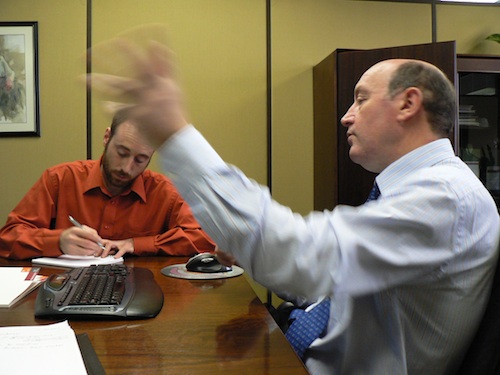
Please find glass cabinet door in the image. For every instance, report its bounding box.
[458,56,500,210]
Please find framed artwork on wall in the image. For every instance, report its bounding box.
[0,21,39,137]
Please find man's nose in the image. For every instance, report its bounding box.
[121,158,134,173]
[340,104,355,127]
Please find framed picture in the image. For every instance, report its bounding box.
[0,21,39,137]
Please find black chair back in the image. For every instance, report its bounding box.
[456,249,500,375]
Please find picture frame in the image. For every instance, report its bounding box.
[0,21,39,137]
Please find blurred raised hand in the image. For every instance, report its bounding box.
[88,25,188,148]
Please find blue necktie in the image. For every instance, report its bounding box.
[366,182,381,202]
[285,183,380,359]
[285,298,331,358]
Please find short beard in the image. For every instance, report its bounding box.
[102,148,133,194]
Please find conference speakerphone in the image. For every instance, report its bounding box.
[35,264,164,319]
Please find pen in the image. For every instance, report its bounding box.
[68,215,106,251]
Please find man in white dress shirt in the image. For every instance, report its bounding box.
[91,35,499,375]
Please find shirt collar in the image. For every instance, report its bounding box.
[376,138,455,194]
[83,156,148,203]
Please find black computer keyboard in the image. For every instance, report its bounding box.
[35,264,163,319]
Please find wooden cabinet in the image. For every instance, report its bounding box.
[457,55,500,209]
[313,41,457,210]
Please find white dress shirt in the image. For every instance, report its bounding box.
[159,125,500,375]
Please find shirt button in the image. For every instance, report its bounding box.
[104,225,111,229]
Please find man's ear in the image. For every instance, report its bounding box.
[396,87,423,122]
[103,127,112,146]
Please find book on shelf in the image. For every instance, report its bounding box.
[458,104,490,128]
[459,104,475,114]
[0,266,46,308]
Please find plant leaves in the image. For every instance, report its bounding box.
[486,34,500,43]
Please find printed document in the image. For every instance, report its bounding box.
[0,321,88,375]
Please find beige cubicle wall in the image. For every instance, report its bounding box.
[0,0,87,222]
[437,3,500,55]
[0,0,269,225]
[90,0,268,185]
[270,0,432,214]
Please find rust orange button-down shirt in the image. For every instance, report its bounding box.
[0,159,215,259]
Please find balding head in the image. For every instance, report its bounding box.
[341,59,456,173]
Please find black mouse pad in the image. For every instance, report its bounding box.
[161,264,244,280]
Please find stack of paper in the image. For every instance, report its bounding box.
[33,254,124,268]
[0,267,46,308]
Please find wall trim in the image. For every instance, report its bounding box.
[86,0,92,160]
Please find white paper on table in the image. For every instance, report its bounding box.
[0,267,44,308]
[0,321,88,375]
[33,254,123,268]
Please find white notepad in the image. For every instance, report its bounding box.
[0,267,46,308]
[32,254,124,268]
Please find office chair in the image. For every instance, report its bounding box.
[456,246,500,375]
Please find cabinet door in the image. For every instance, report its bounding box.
[458,56,500,210]
[313,41,456,210]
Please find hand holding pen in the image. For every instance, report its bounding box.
[68,215,106,250]
[59,215,107,257]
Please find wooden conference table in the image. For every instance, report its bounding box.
[0,256,309,374]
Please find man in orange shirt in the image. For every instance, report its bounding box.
[0,109,216,260]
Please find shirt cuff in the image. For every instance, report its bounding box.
[132,237,157,256]
[45,230,65,257]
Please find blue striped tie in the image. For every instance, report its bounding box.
[285,298,331,358]
[366,182,380,202]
